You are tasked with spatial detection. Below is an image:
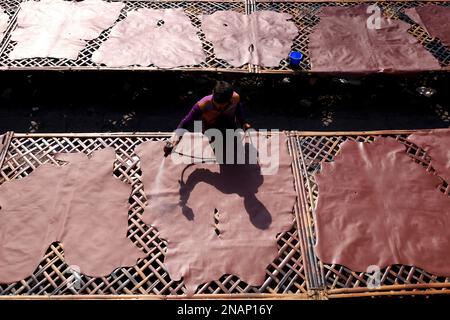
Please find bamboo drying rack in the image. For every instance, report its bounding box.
[0,0,449,73]
[293,129,450,299]
[0,129,449,299]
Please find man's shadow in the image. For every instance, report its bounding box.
[178,141,272,230]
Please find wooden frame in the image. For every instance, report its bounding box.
[294,130,450,299]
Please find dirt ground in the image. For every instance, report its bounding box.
[0,70,449,133]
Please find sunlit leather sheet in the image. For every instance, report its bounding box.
[10,0,124,60]
[314,138,450,274]
[406,5,450,48]
[201,11,298,67]
[0,148,144,283]
[92,8,205,68]
[136,132,296,294]
[309,5,440,72]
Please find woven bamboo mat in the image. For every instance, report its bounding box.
[293,130,450,299]
[0,132,308,299]
[0,0,449,73]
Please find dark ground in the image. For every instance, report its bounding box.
[0,70,449,133]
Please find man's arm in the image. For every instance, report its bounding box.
[172,103,203,145]
[177,104,202,130]
[164,104,203,156]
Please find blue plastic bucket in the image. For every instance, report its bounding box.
[289,51,303,67]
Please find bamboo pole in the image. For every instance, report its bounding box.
[294,136,326,289]
[289,136,325,291]
[0,66,251,73]
[287,137,315,290]
[329,282,450,295]
[12,129,425,139]
[12,132,174,138]
[0,293,310,300]
[0,131,13,169]
[328,290,450,299]
[12,130,283,138]
[0,9,19,57]
[292,129,421,136]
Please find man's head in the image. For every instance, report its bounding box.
[212,81,233,106]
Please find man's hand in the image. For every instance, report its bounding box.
[171,135,181,147]
[163,141,174,157]
[163,135,181,157]
[243,123,252,131]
